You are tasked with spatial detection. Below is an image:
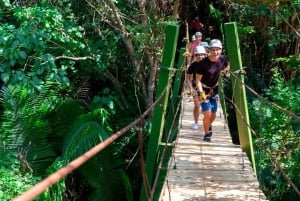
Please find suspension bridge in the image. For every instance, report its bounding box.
[10,22,275,201]
[160,95,267,200]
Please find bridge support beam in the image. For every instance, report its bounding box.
[224,22,256,174]
[139,23,179,201]
[152,47,186,201]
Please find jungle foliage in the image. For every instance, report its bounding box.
[225,1,300,200]
[0,0,173,200]
[0,0,300,201]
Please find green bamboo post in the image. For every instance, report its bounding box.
[139,23,179,201]
[152,47,186,201]
[163,47,186,141]
[224,22,256,174]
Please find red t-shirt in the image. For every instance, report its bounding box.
[192,20,201,31]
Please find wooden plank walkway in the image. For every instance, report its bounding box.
[160,96,268,201]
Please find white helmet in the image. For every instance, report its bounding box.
[191,35,196,41]
[195,32,202,37]
[194,46,207,55]
[209,39,223,49]
[201,41,209,48]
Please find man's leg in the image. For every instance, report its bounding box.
[192,96,200,129]
[200,101,212,141]
[207,97,218,137]
[207,112,216,136]
[202,110,211,134]
[201,96,218,141]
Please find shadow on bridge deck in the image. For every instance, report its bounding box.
[160,96,268,201]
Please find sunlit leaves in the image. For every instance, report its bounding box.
[250,69,300,200]
[0,6,87,91]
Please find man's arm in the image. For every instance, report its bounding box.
[186,73,194,95]
[195,73,206,100]
[220,62,230,78]
[195,73,203,92]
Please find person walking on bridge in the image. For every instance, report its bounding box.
[195,39,230,142]
[188,31,203,62]
[186,46,208,130]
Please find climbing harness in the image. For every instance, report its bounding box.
[201,82,218,98]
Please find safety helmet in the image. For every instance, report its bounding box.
[191,35,196,41]
[209,39,223,49]
[195,32,202,37]
[194,46,207,55]
[201,41,209,48]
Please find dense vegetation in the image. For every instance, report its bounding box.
[0,0,300,201]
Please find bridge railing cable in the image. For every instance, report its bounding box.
[11,74,176,201]
[222,71,300,198]
[230,70,300,121]
[150,78,184,201]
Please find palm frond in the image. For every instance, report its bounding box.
[62,112,134,201]
[0,84,84,175]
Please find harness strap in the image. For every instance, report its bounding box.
[201,82,218,89]
[201,83,218,97]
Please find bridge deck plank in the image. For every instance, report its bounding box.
[160,96,268,201]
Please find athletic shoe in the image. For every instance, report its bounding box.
[203,132,212,142]
[203,131,212,142]
[192,123,199,130]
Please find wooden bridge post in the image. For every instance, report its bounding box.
[224,22,256,174]
[139,23,179,201]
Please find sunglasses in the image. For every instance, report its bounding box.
[195,54,206,57]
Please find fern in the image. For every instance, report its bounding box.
[62,111,134,201]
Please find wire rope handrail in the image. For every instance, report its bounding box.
[141,54,187,201]
[11,75,175,201]
[230,70,300,121]
[224,94,300,198]
[224,71,300,198]
[149,83,184,201]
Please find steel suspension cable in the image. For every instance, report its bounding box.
[223,94,300,198]
[151,56,188,201]
[229,71,300,121]
[149,81,184,201]
[12,76,173,201]
[223,73,300,198]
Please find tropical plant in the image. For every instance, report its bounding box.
[249,69,300,200]
[225,1,300,200]
[0,1,153,199]
[0,82,135,200]
[0,149,46,200]
[0,4,91,91]
[46,0,176,110]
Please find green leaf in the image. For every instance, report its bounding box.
[35,65,45,75]
[19,51,27,59]
[1,72,10,83]
[269,39,281,47]
[11,71,27,85]
[9,56,16,66]
[0,63,8,73]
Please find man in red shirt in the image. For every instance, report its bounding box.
[191,17,203,35]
